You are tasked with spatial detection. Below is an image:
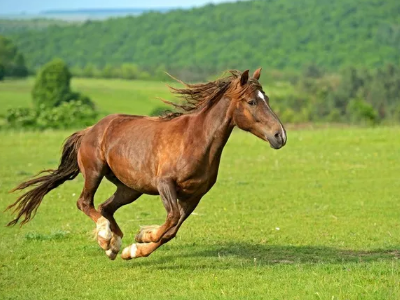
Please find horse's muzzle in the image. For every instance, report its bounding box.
[267,129,287,149]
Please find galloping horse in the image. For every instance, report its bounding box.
[7,69,286,260]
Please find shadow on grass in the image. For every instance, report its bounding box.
[129,242,400,269]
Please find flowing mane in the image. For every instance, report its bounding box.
[160,70,261,119]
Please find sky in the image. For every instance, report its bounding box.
[0,0,237,14]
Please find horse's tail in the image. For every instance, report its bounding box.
[6,129,88,226]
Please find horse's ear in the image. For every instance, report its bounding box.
[253,68,262,80]
[240,70,249,86]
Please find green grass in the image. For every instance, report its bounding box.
[0,126,400,299]
[0,78,399,298]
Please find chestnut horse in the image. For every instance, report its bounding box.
[7,69,286,260]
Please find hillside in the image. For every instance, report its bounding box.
[4,0,400,72]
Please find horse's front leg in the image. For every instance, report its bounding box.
[135,178,180,243]
[121,195,201,259]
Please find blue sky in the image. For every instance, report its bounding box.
[0,0,237,14]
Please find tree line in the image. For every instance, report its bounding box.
[0,35,28,79]
[2,0,399,73]
[274,64,400,125]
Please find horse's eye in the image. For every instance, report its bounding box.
[248,100,257,106]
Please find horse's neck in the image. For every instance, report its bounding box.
[198,96,234,161]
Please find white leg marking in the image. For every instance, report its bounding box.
[96,216,112,240]
[121,247,130,258]
[121,244,137,259]
[130,244,138,258]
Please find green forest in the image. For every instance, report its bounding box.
[2,0,400,73]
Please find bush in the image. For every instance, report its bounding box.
[32,58,95,109]
[6,107,37,128]
[35,101,98,129]
[6,101,98,130]
[32,58,72,108]
[346,98,378,125]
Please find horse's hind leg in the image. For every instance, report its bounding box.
[76,145,113,255]
[98,182,142,260]
[76,167,104,223]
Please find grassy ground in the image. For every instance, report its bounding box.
[0,78,399,299]
[0,126,399,299]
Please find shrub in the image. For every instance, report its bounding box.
[346,98,378,125]
[32,58,94,109]
[6,101,98,130]
[32,58,72,108]
[6,107,37,128]
[35,101,98,129]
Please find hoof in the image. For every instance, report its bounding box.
[106,249,118,260]
[121,244,137,260]
[135,225,160,243]
[105,235,122,260]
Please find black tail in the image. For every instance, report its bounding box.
[6,129,87,226]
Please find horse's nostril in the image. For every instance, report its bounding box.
[274,131,281,139]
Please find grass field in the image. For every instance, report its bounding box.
[0,79,400,299]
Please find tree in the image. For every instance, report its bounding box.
[32,58,72,108]
[32,58,94,109]
[0,63,5,80]
[0,35,28,77]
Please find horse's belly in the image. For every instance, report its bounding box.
[176,176,216,200]
[106,153,159,195]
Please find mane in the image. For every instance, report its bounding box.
[159,70,260,120]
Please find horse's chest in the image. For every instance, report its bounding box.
[176,164,219,198]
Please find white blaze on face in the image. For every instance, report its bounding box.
[257,91,267,104]
[258,90,286,142]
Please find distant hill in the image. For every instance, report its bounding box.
[41,7,173,15]
[3,0,400,73]
[39,7,175,21]
[0,19,74,35]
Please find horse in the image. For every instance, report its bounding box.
[6,68,287,260]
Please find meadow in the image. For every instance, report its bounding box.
[0,78,399,299]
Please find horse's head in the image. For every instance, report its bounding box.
[230,69,287,149]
